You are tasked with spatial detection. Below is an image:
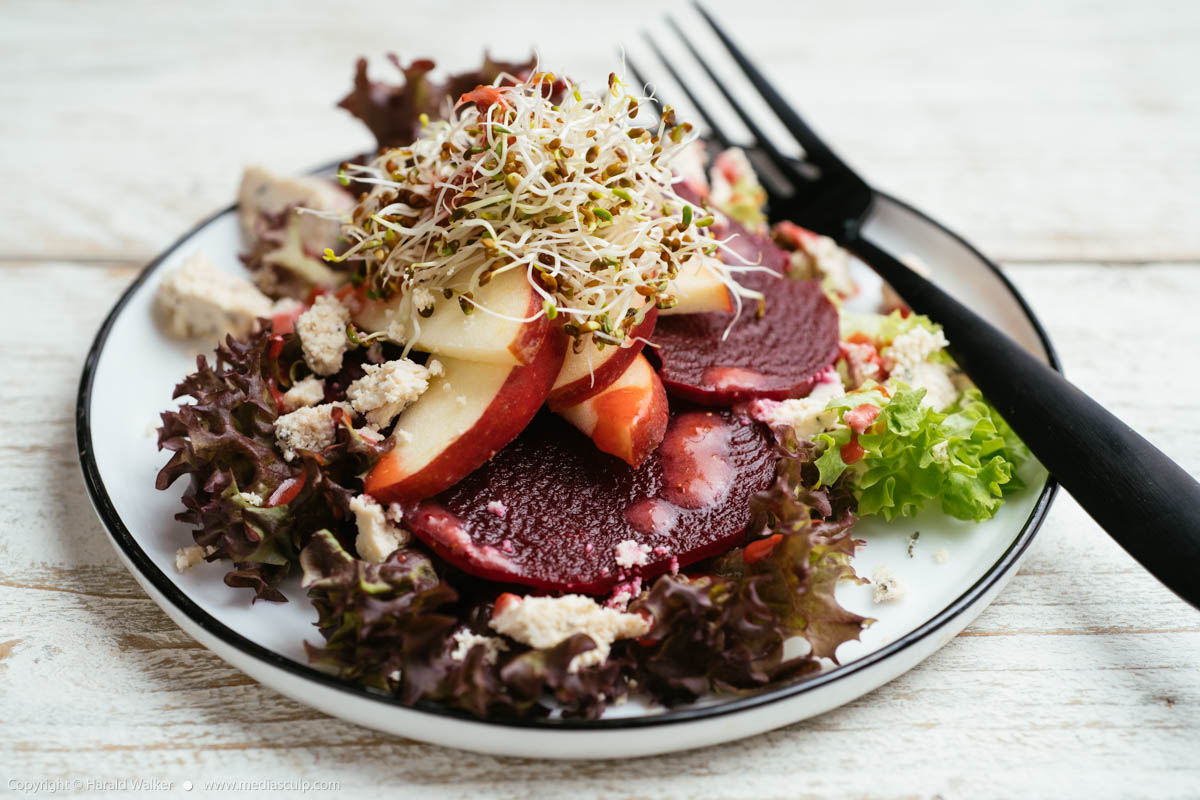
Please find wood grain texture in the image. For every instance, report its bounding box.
[3,1,1200,796]
[3,0,1199,263]
[2,263,1198,798]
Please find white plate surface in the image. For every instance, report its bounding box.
[78,184,1057,759]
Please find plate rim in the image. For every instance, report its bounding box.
[75,183,1060,731]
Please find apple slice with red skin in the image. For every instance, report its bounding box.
[658,255,734,316]
[353,268,546,366]
[546,306,657,407]
[553,353,668,468]
[364,320,566,504]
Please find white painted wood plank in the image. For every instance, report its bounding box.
[2,0,1198,263]
[1,262,1197,798]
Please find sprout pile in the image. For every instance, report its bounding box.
[325,70,755,351]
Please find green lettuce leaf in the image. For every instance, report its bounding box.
[814,386,1028,522]
[839,309,939,343]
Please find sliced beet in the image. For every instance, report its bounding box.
[652,223,840,405]
[403,408,776,594]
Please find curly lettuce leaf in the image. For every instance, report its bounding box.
[630,436,869,706]
[814,386,1028,522]
[300,439,872,718]
[156,328,388,601]
[839,309,938,343]
[631,525,867,704]
[338,54,540,149]
[300,531,625,719]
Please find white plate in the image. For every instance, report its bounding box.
[77,176,1058,759]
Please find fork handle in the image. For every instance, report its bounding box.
[847,235,1200,609]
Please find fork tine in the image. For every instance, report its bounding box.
[664,16,805,185]
[693,2,842,169]
[622,53,663,125]
[643,32,733,151]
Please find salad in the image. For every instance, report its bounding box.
[155,55,1028,719]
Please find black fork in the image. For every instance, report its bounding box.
[635,6,1200,610]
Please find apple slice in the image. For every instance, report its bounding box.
[354,268,544,366]
[658,256,734,316]
[555,354,668,468]
[364,323,566,503]
[547,307,657,408]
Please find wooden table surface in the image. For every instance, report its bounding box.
[3,1,1198,797]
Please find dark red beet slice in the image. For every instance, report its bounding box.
[403,408,776,594]
[651,223,840,405]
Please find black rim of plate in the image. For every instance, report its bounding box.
[76,179,1060,731]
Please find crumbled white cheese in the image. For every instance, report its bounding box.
[489,594,650,673]
[749,370,846,438]
[871,566,908,603]
[880,325,959,411]
[174,544,216,573]
[281,375,326,413]
[486,500,508,518]
[410,287,436,315]
[789,232,856,299]
[614,540,651,569]
[273,402,350,461]
[883,326,950,377]
[350,494,410,563]
[933,548,950,564]
[295,295,351,376]
[841,340,882,387]
[237,166,352,252]
[930,439,951,466]
[890,361,959,412]
[345,358,433,429]
[449,630,509,665]
[155,252,273,340]
[236,491,263,507]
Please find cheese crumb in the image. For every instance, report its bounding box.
[411,287,436,315]
[155,252,272,340]
[281,376,326,413]
[273,402,350,461]
[236,491,263,507]
[489,594,650,673]
[237,166,352,250]
[295,295,351,376]
[350,494,409,563]
[486,500,508,518]
[614,539,651,569]
[933,548,950,564]
[787,229,856,299]
[883,326,949,376]
[345,358,433,429]
[449,630,508,665]
[871,565,908,603]
[174,544,216,573]
[748,368,845,438]
[881,326,958,411]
